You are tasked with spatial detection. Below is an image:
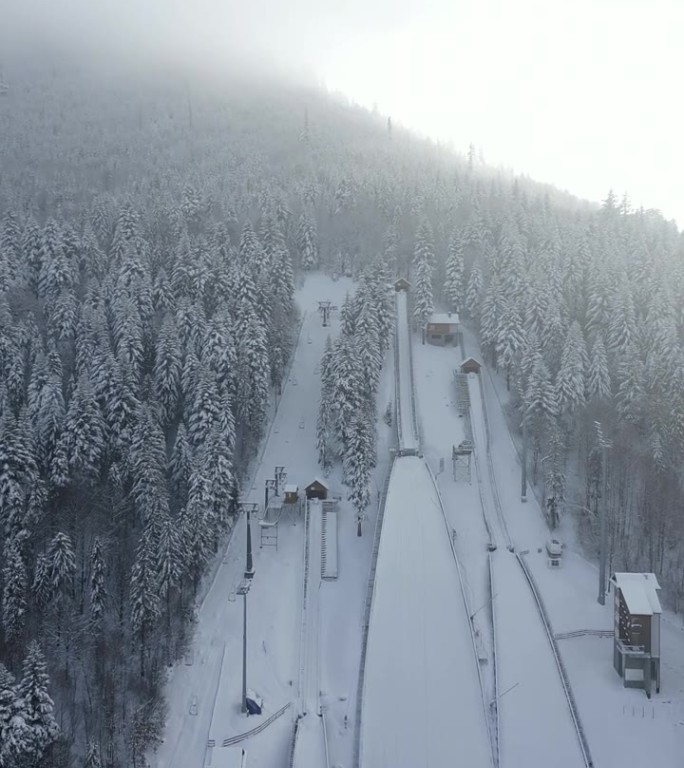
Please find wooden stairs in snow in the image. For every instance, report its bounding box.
[454,372,470,416]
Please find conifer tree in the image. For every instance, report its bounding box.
[89,537,107,626]
[46,532,76,605]
[297,208,319,270]
[154,314,182,425]
[344,414,373,535]
[130,523,160,677]
[17,642,59,762]
[445,231,465,311]
[555,321,588,416]
[2,539,27,642]
[465,261,483,320]
[84,740,102,768]
[0,663,29,768]
[413,254,434,328]
[587,335,611,401]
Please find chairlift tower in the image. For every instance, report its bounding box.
[274,466,286,495]
[318,300,338,327]
[239,503,258,579]
[264,478,276,511]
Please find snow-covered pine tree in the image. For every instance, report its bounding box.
[57,370,106,483]
[344,413,373,535]
[233,301,269,451]
[84,740,102,768]
[555,321,588,416]
[412,253,434,329]
[586,335,611,401]
[89,537,106,627]
[2,538,27,643]
[297,208,319,270]
[16,641,59,763]
[464,260,483,320]
[330,335,363,451]
[154,314,182,425]
[445,230,465,312]
[46,531,76,606]
[495,299,525,390]
[130,522,161,677]
[187,367,220,448]
[339,294,356,337]
[180,472,215,590]
[0,663,29,768]
[413,219,435,268]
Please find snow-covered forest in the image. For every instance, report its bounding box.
[0,52,683,767]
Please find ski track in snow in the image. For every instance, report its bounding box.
[468,373,590,768]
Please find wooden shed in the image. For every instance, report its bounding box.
[305,478,328,500]
[425,312,459,346]
[394,278,411,292]
[611,572,662,697]
[460,357,482,374]
[283,484,299,504]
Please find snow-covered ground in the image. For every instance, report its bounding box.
[359,455,493,768]
[469,372,589,768]
[360,290,492,768]
[150,273,396,768]
[412,328,684,768]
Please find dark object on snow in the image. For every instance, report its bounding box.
[245,696,262,715]
[460,357,482,374]
[305,478,328,500]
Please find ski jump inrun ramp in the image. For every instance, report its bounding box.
[357,289,493,768]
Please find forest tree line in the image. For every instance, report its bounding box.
[1,54,683,766]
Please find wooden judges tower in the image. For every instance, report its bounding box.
[611,572,662,698]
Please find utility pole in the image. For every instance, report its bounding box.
[237,579,251,713]
[595,421,612,606]
[521,422,528,502]
[240,503,257,579]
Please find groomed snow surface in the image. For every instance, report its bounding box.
[150,274,396,768]
[468,373,588,768]
[395,289,419,453]
[412,328,684,768]
[359,455,493,768]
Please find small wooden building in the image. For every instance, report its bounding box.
[425,312,459,346]
[283,484,299,504]
[460,357,482,374]
[305,478,328,500]
[394,278,411,292]
[611,572,662,697]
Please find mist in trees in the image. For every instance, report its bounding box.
[1,29,683,767]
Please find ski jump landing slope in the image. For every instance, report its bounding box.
[359,455,492,768]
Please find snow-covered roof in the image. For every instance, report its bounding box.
[612,572,662,615]
[460,356,482,367]
[283,484,298,493]
[306,477,328,489]
[427,312,460,325]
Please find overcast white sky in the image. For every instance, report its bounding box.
[4,0,682,226]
